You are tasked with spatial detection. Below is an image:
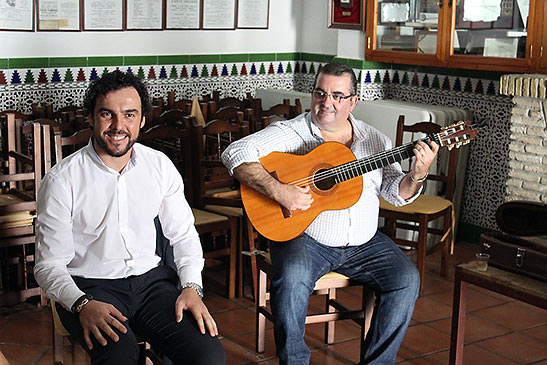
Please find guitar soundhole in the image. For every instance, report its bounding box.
[313,169,336,191]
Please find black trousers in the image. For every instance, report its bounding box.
[57,266,226,365]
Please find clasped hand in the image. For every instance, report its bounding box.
[79,288,218,350]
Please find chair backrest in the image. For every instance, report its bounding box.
[155,109,191,129]
[0,114,43,214]
[396,115,459,201]
[138,122,194,202]
[190,118,249,208]
[207,106,244,123]
[53,128,93,166]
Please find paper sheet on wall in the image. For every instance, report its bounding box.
[516,0,529,25]
[463,0,501,22]
[483,38,518,58]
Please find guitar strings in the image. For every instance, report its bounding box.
[287,134,438,188]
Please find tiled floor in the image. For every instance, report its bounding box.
[0,242,546,364]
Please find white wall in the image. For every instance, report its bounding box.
[1,0,366,60]
[299,0,364,60]
[0,0,302,58]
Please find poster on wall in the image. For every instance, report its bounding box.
[202,0,235,29]
[165,0,200,29]
[237,0,269,29]
[126,0,163,30]
[328,0,364,30]
[37,0,81,31]
[84,0,123,30]
[0,0,34,31]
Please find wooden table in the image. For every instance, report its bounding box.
[449,262,547,365]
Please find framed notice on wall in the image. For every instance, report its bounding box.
[237,0,269,29]
[37,0,81,31]
[202,0,235,30]
[0,0,34,31]
[165,0,200,29]
[84,0,123,30]
[126,0,163,30]
[328,0,364,30]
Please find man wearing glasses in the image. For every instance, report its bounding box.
[222,62,438,364]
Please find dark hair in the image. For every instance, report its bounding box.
[83,70,152,117]
[313,62,358,96]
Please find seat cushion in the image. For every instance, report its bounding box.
[203,205,243,217]
[206,188,240,199]
[192,208,229,225]
[379,195,452,214]
[0,194,35,229]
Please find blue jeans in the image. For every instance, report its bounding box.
[269,230,420,365]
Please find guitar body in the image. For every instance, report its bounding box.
[241,142,363,242]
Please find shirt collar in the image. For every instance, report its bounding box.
[85,137,138,175]
[307,112,361,144]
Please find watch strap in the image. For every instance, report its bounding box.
[181,282,203,298]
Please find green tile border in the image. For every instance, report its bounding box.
[158,55,190,64]
[49,57,88,68]
[88,56,124,67]
[0,52,517,82]
[124,56,158,66]
[219,53,249,63]
[8,58,49,69]
[249,53,276,62]
[276,52,300,61]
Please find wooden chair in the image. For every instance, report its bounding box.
[139,121,238,299]
[190,118,250,297]
[251,218,375,355]
[379,115,459,292]
[0,114,46,306]
[247,98,302,132]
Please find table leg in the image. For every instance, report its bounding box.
[449,272,468,365]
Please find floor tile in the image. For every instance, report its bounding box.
[412,296,453,323]
[427,314,511,343]
[305,320,361,345]
[221,337,265,364]
[474,332,547,363]
[473,302,547,331]
[214,308,257,337]
[521,324,547,342]
[0,318,52,346]
[0,343,50,365]
[309,346,352,364]
[401,324,451,355]
[425,345,519,365]
[427,285,506,312]
[326,338,361,363]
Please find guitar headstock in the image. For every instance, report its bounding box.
[437,121,482,150]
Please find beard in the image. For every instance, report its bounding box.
[94,129,138,158]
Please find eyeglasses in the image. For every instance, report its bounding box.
[312,88,354,103]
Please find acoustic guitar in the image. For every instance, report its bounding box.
[241,121,480,242]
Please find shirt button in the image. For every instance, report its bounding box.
[126,259,135,267]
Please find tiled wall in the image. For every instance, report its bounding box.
[0,52,513,242]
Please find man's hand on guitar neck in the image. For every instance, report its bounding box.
[233,162,314,211]
[399,140,439,200]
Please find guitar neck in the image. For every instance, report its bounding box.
[332,135,438,184]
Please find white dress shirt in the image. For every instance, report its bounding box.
[221,112,421,247]
[34,139,204,310]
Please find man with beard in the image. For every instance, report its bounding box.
[222,62,438,364]
[34,71,225,364]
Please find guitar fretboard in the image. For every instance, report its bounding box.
[331,135,437,184]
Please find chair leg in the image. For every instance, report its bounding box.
[245,218,258,301]
[53,328,65,364]
[256,269,267,353]
[361,287,375,356]
[416,216,428,293]
[227,218,237,299]
[440,209,451,277]
[325,288,336,345]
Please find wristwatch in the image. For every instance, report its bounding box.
[71,294,93,313]
[181,282,204,298]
